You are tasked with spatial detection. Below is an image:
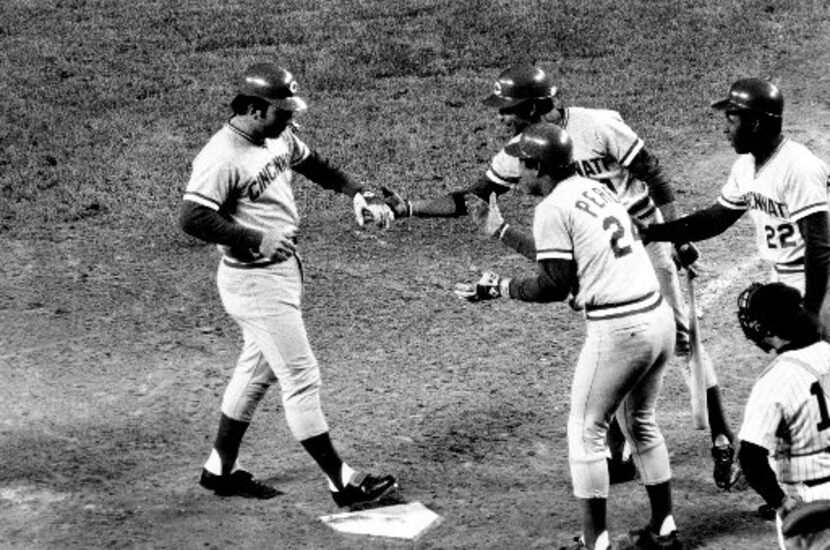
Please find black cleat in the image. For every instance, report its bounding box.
[711,443,743,490]
[331,472,397,508]
[618,526,683,550]
[199,469,281,499]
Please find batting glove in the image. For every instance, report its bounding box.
[353,191,394,229]
[467,192,508,239]
[380,186,413,219]
[674,242,700,269]
[453,271,510,302]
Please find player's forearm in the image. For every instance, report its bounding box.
[506,259,573,303]
[293,151,362,197]
[644,204,739,243]
[738,441,786,508]
[408,193,466,218]
[800,213,830,314]
[180,201,262,248]
[630,148,676,207]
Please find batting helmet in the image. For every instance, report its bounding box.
[483,64,557,109]
[736,282,817,352]
[504,122,573,169]
[236,63,307,111]
[711,78,783,118]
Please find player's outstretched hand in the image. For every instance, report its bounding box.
[467,192,507,238]
[381,186,412,219]
[453,271,509,302]
[259,227,298,262]
[674,242,700,271]
[353,190,394,229]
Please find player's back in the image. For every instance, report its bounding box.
[534,174,659,313]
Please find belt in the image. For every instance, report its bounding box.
[222,254,293,269]
[584,291,663,321]
[785,474,830,488]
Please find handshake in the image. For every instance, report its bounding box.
[352,187,412,230]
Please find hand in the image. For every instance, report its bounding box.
[631,216,651,244]
[673,242,700,271]
[353,191,394,229]
[468,192,507,238]
[381,186,412,219]
[259,227,297,262]
[453,271,509,302]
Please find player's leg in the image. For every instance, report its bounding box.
[228,259,396,506]
[616,304,681,549]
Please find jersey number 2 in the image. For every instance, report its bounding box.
[603,216,634,258]
[810,381,830,431]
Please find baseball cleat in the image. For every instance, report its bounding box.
[199,469,281,499]
[608,456,638,484]
[617,525,683,550]
[331,472,397,508]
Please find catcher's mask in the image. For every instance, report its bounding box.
[736,282,808,352]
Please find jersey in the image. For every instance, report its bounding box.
[183,124,311,266]
[533,174,660,313]
[486,107,656,219]
[738,340,830,485]
[718,138,829,272]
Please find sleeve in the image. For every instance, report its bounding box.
[717,164,749,211]
[183,156,239,211]
[600,110,644,168]
[507,258,575,302]
[737,368,786,452]
[533,202,573,262]
[485,138,522,188]
[286,129,312,166]
[783,156,829,223]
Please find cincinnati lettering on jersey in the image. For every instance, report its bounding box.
[745,191,789,218]
[248,154,291,201]
[575,157,612,180]
[575,184,620,218]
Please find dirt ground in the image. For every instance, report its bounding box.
[4,53,830,550]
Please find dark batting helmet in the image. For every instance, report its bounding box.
[736,282,817,352]
[711,78,783,118]
[236,63,307,111]
[483,64,557,109]
[504,122,573,170]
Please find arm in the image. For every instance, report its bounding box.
[179,200,262,249]
[738,441,786,508]
[293,150,363,197]
[394,177,511,218]
[798,211,830,315]
[506,258,576,303]
[643,202,744,244]
[629,147,677,219]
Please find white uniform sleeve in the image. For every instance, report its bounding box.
[485,137,522,188]
[738,368,786,452]
[599,110,644,167]
[286,129,311,167]
[183,157,239,211]
[717,163,749,211]
[783,156,829,222]
[534,201,573,262]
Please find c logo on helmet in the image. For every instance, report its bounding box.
[289,80,299,94]
[493,81,503,97]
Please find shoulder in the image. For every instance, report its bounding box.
[781,138,827,171]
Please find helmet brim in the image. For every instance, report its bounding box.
[710,97,782,118]
[503,139,525,158]
[272,96,308,112]
[483,94,528,109]
[710,98,734,111]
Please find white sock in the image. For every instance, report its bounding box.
[328,463,357,491]
[594,531,610,550]
[658,515,677,536]
[204,449,240,476]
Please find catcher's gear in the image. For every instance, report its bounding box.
[454,271,508,302]
[353,191,394,229]
[483,64,557,109]
[380,186,412,219]
[778,499,830,550]
[711,77,783,118]
[737,282,813,352]
[504,122,573,171]
[237,63,308,112]
[467,192,507,238]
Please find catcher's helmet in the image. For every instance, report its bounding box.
[736,282,815,352]
[483,64,557,109]
[237,63,307,111]
[711,78,783,118]
[504,122,573,169]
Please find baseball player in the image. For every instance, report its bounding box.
[384,63,737,489]
[179,62,397,506]
[455,123,681,550]
[734,282,830,549]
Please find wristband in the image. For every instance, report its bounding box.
[497,222,510,240]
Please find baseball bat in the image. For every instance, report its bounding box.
[685,269,710,430]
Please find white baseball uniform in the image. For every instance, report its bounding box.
[184,123,328,440]
[488,107,691,349]
[718,138,830,293]
[738,341,830,501]
[534,174,675,498]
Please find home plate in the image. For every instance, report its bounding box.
[320,501,442,540]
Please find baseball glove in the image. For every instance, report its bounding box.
[454,271,508,302]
